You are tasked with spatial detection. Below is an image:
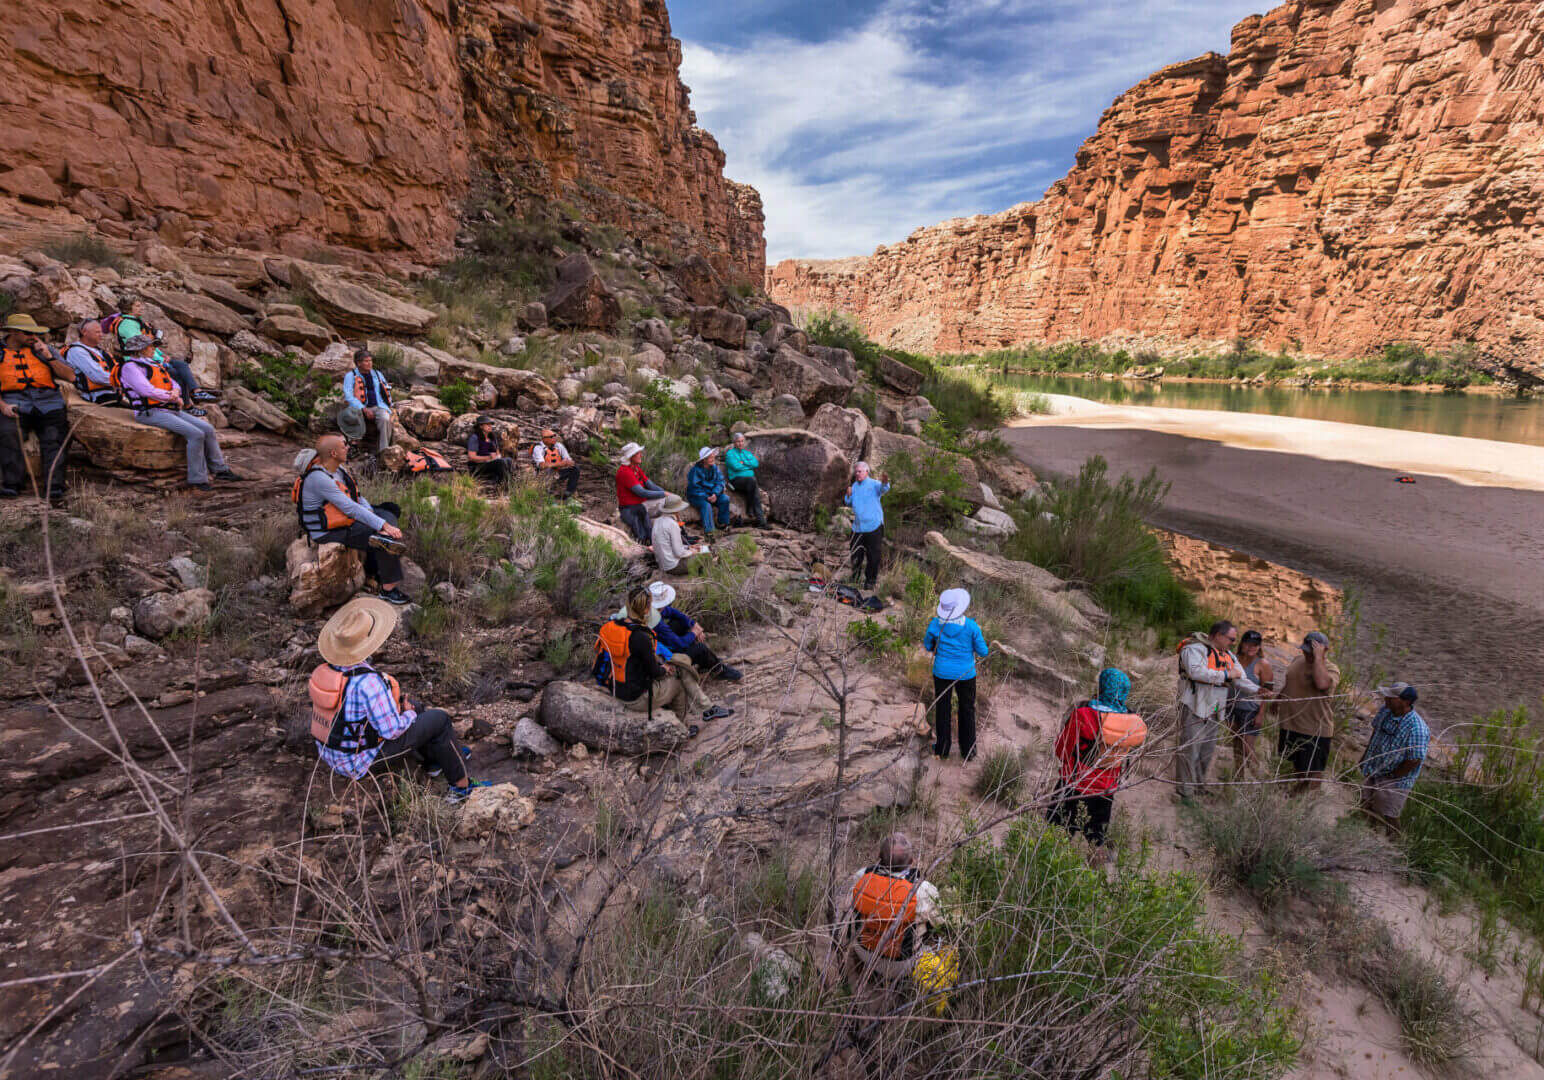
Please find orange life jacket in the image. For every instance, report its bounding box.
[290,461,360,536]
[113,355,179,410]
[0,345,58,394]
[851,869,921,960]
[1095,710,1147,764]
[1177,639,1233,682]
[65,343,112,392]
[349,370,390,407]
[593,618,652,690]
[402,448,452,474]
[539,443,566,467]
[308,664,405,750]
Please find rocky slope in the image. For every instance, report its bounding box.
[0,0,763,280]
[768,0,1544,383]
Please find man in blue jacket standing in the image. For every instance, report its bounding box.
[923,588,990,761]
[687,446,732,535]
[844,461,890,590]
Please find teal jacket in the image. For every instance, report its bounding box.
[724,446,758,481]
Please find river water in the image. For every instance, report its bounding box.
[994,373,1544,448]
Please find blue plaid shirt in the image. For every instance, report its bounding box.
[1360,706,1429,790]
[316,664,415,779]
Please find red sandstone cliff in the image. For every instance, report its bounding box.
[767,0,1544,381]
[0,0,763,280]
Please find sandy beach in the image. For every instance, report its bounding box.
[1003,402,1544,723]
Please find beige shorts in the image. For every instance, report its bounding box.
[1360,777,1410,819]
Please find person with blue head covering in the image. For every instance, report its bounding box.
[1048,667,1143,848]
[922,587,990,761]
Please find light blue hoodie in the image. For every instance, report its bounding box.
[923,616,990,681]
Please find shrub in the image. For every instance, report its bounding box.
[847,616,902,656]
[436,379,475,415]
[237,353,334,425]
[972,747,1027,803]
[42,232,131,273]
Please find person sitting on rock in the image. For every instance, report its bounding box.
[63,320,120,404]
[294,434,412,605]
[531,427,579,497]
[686,446,733,535]
[339,348,394,455]
[923,588,989,761]
[466,415,515,485]
[651,494,711,576]
[616,441,669,543]
[647,581,742,681]
[593,585,734,728]
[111,299,216,414]
[119,335,240,493]
[722,431,767,528]
[845,461,891,591]
[1048,667,1144,850]
[311,596,491,804]
[0,313,73,504]
[827,833,941,991]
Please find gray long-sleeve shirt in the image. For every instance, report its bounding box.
[300,465,383,534]
[1177,638,1257,718]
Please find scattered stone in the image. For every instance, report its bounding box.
[632,342,669,372]
[108,606,133,626]
[511,717,562,758]
[763,323,809,353]
[500,335,527,356]
[959,505,1018,539]
[185,271,262,314]
[539,681,692,755]
[744,932,800,1001]
[432,581,457,604]
[808,345,858,382]
[635,317,673,351]
[292,263,438,335]
[133,588,214,640]
[519,301,547,330]
[123,633,159,658]
[168,556,205,589]
[396,396,453,441]
[228,328,281,356]
[286,540,364,616]
[139,288,248,336]
[188,339,222,390]
[454,783,537,838]
[542,253,621,331]
[223,385,295,433]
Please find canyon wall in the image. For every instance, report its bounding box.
[768,0,1544,381]
[0,0,763,279]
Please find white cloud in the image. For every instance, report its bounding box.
[680,0,1263,261]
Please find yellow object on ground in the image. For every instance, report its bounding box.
[911,947,959,1015]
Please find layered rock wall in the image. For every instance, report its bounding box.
[768,0,1544,380]
[0,0,763,279]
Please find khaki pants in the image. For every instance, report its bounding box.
[623,671,710,721]
[1174,703,1218,798]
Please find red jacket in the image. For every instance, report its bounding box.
[1054,704,1122,796]
[616,463,650,507]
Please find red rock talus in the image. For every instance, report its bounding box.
[768,0,1544,381]
[0,0,763,279]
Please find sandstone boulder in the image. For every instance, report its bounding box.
[672,253,726,307]
[959,505,1019,539]
[68,402,184,472]
[763,324,809,353]
[877,354,926,395]
[807,403,872,463]
[188,339,222,390]
[228,329,282,356]
[633,342,669,371]
[767,395,805,425]
[743,429,851,530]
[436,357,558,408]
[511,717,562,758]
[867,429,985,507]
[258,314,333,349]
[286,539,364,616]
[133,588,214,640]
[808,345,858,382]
[924,531,1101,634]
[519,301,547,330]
[455,783,537,838]
[538,680,692,756]
[223,385,295,433]
[574,516,648,561]
[0,165,62,204]
[635,318,673,351]
[186,272,262,315]
[309,342,355,374]
[292,263,437,336]
[542,254,620,331]
[396,396,454,440]
[770,345,852,411]
[691,306,747,349]
[139,289,248,336]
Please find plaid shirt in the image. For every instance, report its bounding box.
[1360,706,1429,791]
[315,664,415,779]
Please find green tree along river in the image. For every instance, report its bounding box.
[993,373,1544,447]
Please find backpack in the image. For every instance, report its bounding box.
[1097,709,1147,763]
[99,313,127,349]
[593,618,654,716]
[835,584,864,606]
[308,665,404,750]
[402,448,453,474]
[851,868,921,960]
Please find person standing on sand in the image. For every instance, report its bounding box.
[1226,630,1273,777]
[1273,630,1341,793]
[1174,620,1256,800]
[1357,681,1428,835]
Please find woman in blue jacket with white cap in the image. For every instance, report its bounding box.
[923,587,990,760]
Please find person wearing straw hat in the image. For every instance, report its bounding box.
[119,333,240,491]
[651,493,711,576]
[686,445,732,535]
[0,313,74,503]
[466,415,516,485]
[593,585,733,726]
[615,442,669,543]
[647,580,742,682]
[530,427,579,496]
[311,597,490,803]
[922,588,989,761]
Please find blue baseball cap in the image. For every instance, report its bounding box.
[1375,682,1418,703]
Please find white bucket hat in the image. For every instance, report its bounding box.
[936,588,971,621]
[647,582,676,609]
[697,446,717,461]
[618,441,644,462]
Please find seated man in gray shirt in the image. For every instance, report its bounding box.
[292,434,412,605]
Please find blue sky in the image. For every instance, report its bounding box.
[671,0,1265,262]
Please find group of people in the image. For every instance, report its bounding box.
[613,434,769,574]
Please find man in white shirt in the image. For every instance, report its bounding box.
[651,494,709,576]
[530,428,579,496]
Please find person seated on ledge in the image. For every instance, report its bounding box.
[64,320,120,404]
[310,596,491,804]
[466,415,515,484]
[646,581,742,681]
[615,441,669,543]
[119,334,241,492]
[651,494,711,576]
[723,431,767,528]
[0,313,73,504]
[686,445,732,535]
[112,299,217,414]
[592,585,733,728]
[532,427,579,497]
[339,348,394,455]
[292,434,412,605]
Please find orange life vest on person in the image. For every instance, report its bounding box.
[290,461,360,536]
[0,345,58,394]
[349,370,390,407]
[540,443,565,467]
[851,868,921,960]
[1095,710,1147,764]
[593,618,648,690]
[113,355,179,410]
[1177,639,1232,682]
[308,664,405,750]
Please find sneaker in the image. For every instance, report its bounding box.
[426,746,474,778]
[186,407,208,418]
[0,487,17,498]
[192,389,220,402]
[379,587,412,606]
[701,705,734,722]
[444,777,494,805]
[686,723,701,738]
[368,532,407,555]
[716,664,743,682]
[211,468,245,481]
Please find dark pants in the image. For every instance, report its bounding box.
[728,475,766,525]
[682,639,725,676]
[849,525,883,589]
[470,457,516,484]
[166,357,199,406]
[319,501,402,586]
[548,464,579,496]
[1047,791,1115,846]
[620,503,651,544]
[0,403,69,498]
[377,708,467,784]
[932,675,976,760]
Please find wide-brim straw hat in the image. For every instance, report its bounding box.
[656,493,689,516]
[2,313,47,334]
[648,581,676,609]
[318,597,400,667]
[618,441,644,462]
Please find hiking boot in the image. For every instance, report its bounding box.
[186,407,208,417]
[426,745,474,779]
[379,587,412,606]
[368,532,407,555]
[183,482,213,493]
[701,705,734,722]
[0,487,17,498]
[716,664,743,682]
[192,389,220,402]
[444,777,494,805]
[211,468,245,481]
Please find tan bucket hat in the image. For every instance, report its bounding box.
[654,493,689,516]
[3,313,47,335]
[318,597,399,667]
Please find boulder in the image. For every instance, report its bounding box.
[633,342,669,372]
[188,339,222,390]
[185,272,262,315]
[258,313,332,349]
[223,385,295,433]
[133,588,214,640]
[770,345,852,411]
[499,334,527,357]
[511,717,562,758]
[538,680,692,756]
[181,250,271,290]
[475,379,499,409]
[807,403,872,463]
[767,394,805,425]
[959,505,1019,539]
[672,253,726,307]
[542,254,620,331]
[904,399,938,425]
[310,342,355,374]
[454,783,537,838]
[68,402,183,472]
[292,263,437,336]
[877,354,926,395]
[228,328,282,356]
[635,318,673,351]
[742,429,851,530]
[574,516,648,561]
[519,301,547,330]
[923,531,1102,634]
[867,429,985,507]
[139,289,248,336]
[691,306,747,349]
[763,324,809,353]
[0,165,62,204]
[436,357,557,408]
[286,539,365,616]
[809,345,858,382]
[397,396,454,440]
